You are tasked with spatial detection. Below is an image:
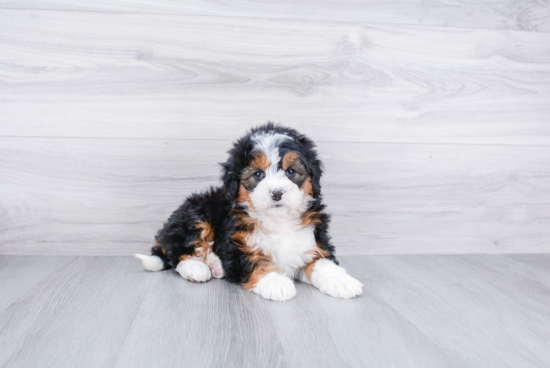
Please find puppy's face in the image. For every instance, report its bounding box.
[236,131,314,216]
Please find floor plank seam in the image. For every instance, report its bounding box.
[3,135,550,149]
[1,6,549,35]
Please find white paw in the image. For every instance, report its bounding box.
[252,272,297,302]
[319,274,363,299]
[310,259,363,299]
[205,252,225,279]
[176,259,212,282]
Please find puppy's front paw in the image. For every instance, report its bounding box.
[252,272,296,302]
[206,251,225,279]
[319,274,363,299]
[176,259,212,282]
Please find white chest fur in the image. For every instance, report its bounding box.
[247,219,317,278]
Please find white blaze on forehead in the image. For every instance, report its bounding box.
[250,131,290,174]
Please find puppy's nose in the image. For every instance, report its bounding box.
[271,190,284,201]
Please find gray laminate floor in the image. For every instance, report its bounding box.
[1,255,549,368]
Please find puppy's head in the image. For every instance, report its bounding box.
[222,123,322,216]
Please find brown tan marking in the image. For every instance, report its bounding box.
[236,184,257,212]
[238,151,270,199]
[229,210,280,290]
[231,230,251,246]
[282,151,310,191]
[302,242,330,281]
[306,242,330,259]
[230,208,258,250]
[237,184,250,202]
[300,208,323,228]
[232,208,259,228]
[180,220,215,262]
[250,151,270,171]
[195,220,214,243]
[234,202,279,234]
[232,232,280,291]
[303,258,320,282]
[242,253,281,290]
[282,151,300,170]
[300,177,314,197]
[178,254,193,262]
[153,242,167,255]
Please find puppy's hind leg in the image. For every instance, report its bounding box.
[175,220,217,283]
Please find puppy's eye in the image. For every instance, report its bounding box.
[285,169,295,177]
[254,171,265,180]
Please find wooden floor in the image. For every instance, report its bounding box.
[1,255,549,367]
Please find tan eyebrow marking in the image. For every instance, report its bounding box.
[282,151,300,170]
[249,152,270,171]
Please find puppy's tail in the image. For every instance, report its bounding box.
[134,246,170,271]
[135,242,172,271]
[134,254,165,271]
[135,242,173,271]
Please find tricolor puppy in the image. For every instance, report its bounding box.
[135,123,363,301]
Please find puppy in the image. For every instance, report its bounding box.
[135,123,363,301]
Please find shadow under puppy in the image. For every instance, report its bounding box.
[135,123,363,301]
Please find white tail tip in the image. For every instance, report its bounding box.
[134,254,164,272]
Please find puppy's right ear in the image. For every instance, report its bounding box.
[221,132,254,201]
[221,159,240,201]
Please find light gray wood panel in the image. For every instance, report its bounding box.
[0,256,74,312]
[345,255,550,367]
[0,256,153,367]
[1,255,549,367]
[1,137,549,255]
[0,0,549,32]
[2,10,550,145]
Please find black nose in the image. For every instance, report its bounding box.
[271,190,284,201]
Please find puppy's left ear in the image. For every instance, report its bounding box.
[309,158,323,198]
[296,134,324,198]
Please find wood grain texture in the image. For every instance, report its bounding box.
[1,255,549,367]
[1,10,550,145]
[1,137,549,255]
[0,0,549,32]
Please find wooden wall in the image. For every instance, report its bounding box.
[1,2,549,255]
